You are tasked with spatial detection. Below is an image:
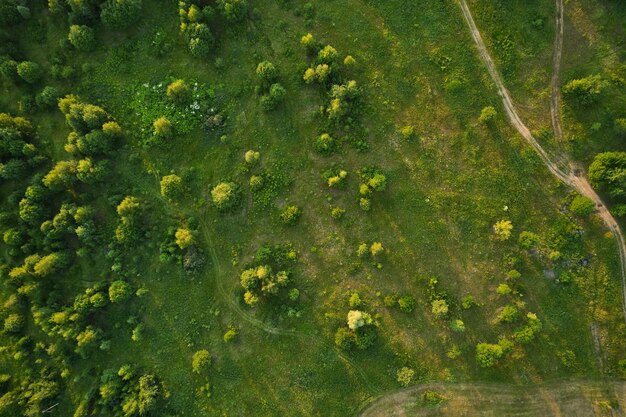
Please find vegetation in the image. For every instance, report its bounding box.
[0,0,625,415]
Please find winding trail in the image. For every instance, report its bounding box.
[200,219,383,395]
[458,0,626,325]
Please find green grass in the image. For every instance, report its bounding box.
[0,0,625,416]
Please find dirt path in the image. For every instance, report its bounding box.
[457,0,626,325]
[550,0,565,145]
[358,380,626,417]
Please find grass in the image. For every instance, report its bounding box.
[0,0,625,416]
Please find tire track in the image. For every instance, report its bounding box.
[457,0,626,325]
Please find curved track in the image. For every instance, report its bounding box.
[458,0,626,325]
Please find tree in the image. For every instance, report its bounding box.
[563,74,606,105]
[370,242,384,257]
[117,196,141,218]
[101,0,142,28]
[569,195,595,217]
[186,23,214,58]
[211,182,238,210]
[68,25,95,51]
[280,205,300,225]
[318,45,338,63]
[493,219,513,240]
[589,152,626,198]
[334,327,355,349]
[479,106,497,123]
[36,86,62,109]
[109,280,132,303]
[615,118,626,137]
[476,342,504,368]
[175,228,195,249]
[34,252,66,277]
[244,150,260,164]
[347,310,371,330]
[3,313,24,333]
[260,83,286,111]
[17,61,42,84]
[344,55,356,67]
[497,305,518,323]
[217,0,248,22]
[166,79,190,103]
[255,61,277,85]
[160,174,184,201]
[191,350,211,373]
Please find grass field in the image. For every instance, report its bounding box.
[0,0,625,416]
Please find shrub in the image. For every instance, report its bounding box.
[175,228,195,249]
[160,174,184,201]
[318,45,338,63]
[191,350,211,373]
[518,231,540,250]
[397,294,416,313]
[370,242,384,257]
[431,299,448,318]
[479,106,497,123]
[280,205,301,225]
[17,61,42,83]
[249,175,262,190]
[117,196,141,218]
[36,86,62,109]
[497,305,518,323]
[223,326,238,342]
[396,367,414,387]
[348,292,361,308]
[153,116,173,138]
[244,150,260,164]
[450,319,465,333]
[288,288,300,301]
[461,294,475,309]
[569,195,595,217]
[300,33,315,51]
[166,79,191,103]
[344,55,356,66]
[331,207,345,219]
[399,125,415,140]
[422,390,446,406]
[260,83,286,111]
[359,198,371,211]
[335,327,355,349]
[615,118,626,137]
[496,283,512,296]
[493,219,513,240]
[68,25,95,51]
[315,133,336,154]
[109,280,132,303]
[356,243,368,258]
[211,182,239,210]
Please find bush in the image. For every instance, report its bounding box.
[36,86,62,109]
[615,118,626,137]
[223,326,238,342]
[17,61,42,83]
[217,0,248,22]
[569,195,595,217]
[191,350,211,373]
[153,116,173,138]
[166,79,191,103]
[348,292,361,308]
[397,294,415,313]
[479,106,497,123]
[315,133,336,154]
[331,207,345,219]
[493,219,513,240]
[450,319,465,333]
[334,327,355,349]
[3,313,24,333]
[260,83,286,111]
[370,242,384,257]
[346,310,371,329]
[431,299,448,318]
[396,367,414,387]
[255,61,277,85]
[344,55,356,67]
[518,231,540,250]
[280,205,301,225]
[244,150,260,164]
[318,45,338,63]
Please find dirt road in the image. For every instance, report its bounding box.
[458,0,626,325]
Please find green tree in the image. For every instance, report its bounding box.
[479,106,497,123]
[160,174,184,201]
[101,0,142,28]
[280,205,300,225]
[153,116,173,139]
[493,219,513,240]
[569,195,595,217]
[17,61,42,84]
[563,74,606,105]
[589,152,626,198]
[3,313,24,333]
[211,182,239,210]
[256,61,277,85]
[396,367,414,387]
[68,25,96,51]
[518,231,540,250]
[217,0,248,22]
[397,294,416,313]
[476,342,504,368]
[109,280,132,303]
[175,228,195,249]
[166,79,190,103]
